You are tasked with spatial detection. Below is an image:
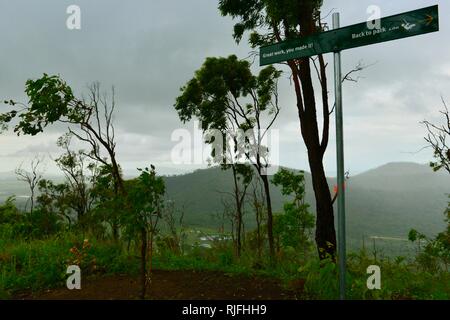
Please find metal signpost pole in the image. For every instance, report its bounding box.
[333,12,346,301]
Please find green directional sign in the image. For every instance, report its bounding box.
[260,5,439,66]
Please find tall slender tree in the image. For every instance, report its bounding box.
[218,0,337,258]
[174,55,281,259]
[123,166,165,299]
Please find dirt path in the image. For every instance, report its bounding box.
[14,270,302,300]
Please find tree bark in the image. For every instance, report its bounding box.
[296,59,337,259]
[283,6,338,260]
[112,222,119,242]
[260,174,275,260]
[231,165,243,257]
[140,227,147,299]
[308,147,337,259]
[254,190,262,260]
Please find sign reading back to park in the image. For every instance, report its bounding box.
[260,5,439,66]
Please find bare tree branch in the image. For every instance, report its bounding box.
[15,155,45,214]
[422,98,450,174]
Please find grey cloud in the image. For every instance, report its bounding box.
[0,0,449,175]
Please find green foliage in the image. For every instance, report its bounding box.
[37,180,73,225]
[272,168,314,251]
[438,200,450,252]
[174,55,281,133]
[408,229,426,243]
[89,164,122,238]
[231,163,254,184]
[175,55,248,130]
[2,74,80,135]
[0,196,21,225]
[0,196,63,240]
[218,0,324,45]
[273,203,314,249]
[27,208,63,238]
[0,234,136,296]
[0,65,447,299]
[0,238,70,293]
[272,168,306,200]
[0,226,448,300]
[298,257,338,299]
[0,197,25,240]
[407,200,450,273]
[122,165,165,237]
[52,134,98,228]
[0,109,16,133]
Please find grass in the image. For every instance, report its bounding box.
[0,234,448,300]
[0,234,137,298]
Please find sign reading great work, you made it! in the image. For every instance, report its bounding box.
[260,5,439,66]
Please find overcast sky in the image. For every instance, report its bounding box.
[0,0,449,177]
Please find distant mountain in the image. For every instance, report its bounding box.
[346,163,448,248]
[351,162,448,191]
[162,162,449,254]
[1,162,448,254]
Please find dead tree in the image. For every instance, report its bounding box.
[68,83,123,194]
[15,156,45,215]
[66,83,124,239]
[422,98,450,174]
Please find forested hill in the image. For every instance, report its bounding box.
[1,162,448,250]
[162,162,449,247]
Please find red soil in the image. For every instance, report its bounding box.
[14,270,303,300]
